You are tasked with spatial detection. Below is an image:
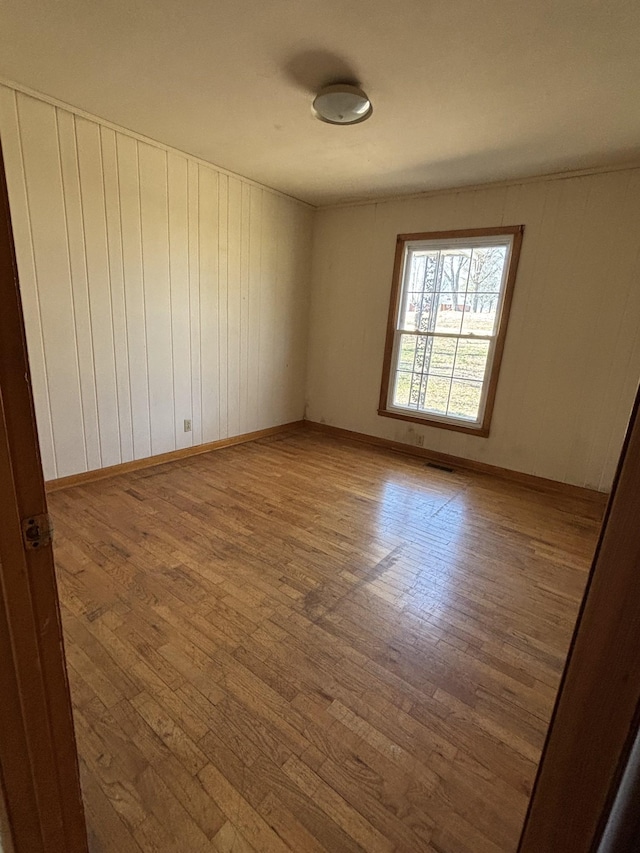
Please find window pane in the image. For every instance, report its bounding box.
[415,293,437,332]
[398,293,437,332]
[461,245,507,334]
[440,252,471,299]
[400,251,440,330]
[433,293,463,334]
[408,251,439,294]
[393,371,412,406]
[453,339,490,381]
[414,334,430,371]
[409,373,422,408]
[398,335,416,371]
[400,291,435,331]
[423,375,450,415]
[469,246,507,291]
[461,294,500,335]
[429,336,456,375]
[447,380,482,421]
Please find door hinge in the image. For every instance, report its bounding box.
[21,513,54,550]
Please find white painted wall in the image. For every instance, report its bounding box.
[0,85,313,480]
[306,173,640,491]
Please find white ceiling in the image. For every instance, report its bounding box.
[1,0,640,206]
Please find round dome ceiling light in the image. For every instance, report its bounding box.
[312,83,372,125]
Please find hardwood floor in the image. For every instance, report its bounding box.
[49,431,604,853]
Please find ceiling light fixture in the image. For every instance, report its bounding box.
[312,83,372,125]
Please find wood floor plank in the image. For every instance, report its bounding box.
[79,760,143,853]
[129,692,208,777]
[198,762,292,853]
[49,431,603,852]
[157,754,227,840]
[212,820,258,853]
[243,753,368,853]
[257,792,328,853]
[282,754,395,853]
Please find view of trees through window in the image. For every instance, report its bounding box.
[391,241,510,424]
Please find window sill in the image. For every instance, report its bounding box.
[377,407,490,437]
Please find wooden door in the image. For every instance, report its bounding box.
[0,141,88,851]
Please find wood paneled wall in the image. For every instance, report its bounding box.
[307,173,640,491]
[0,85,313,480]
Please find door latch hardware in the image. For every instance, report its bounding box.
[21,513,53,550]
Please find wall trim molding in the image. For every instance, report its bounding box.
[304,421,609,505]
[45,421,304,492]
[0,77,314,210]
[320,162,640,211]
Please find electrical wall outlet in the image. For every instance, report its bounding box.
[183,419,192,433]
[415,434,424,447]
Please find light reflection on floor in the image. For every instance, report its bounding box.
[371,472,469,616]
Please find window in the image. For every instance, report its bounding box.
[379,226,524,436]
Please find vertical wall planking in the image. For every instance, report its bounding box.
[116,134,152,461]
[187,159,202,447]
[15,95,86,477]
[259,190,278,429]
[167,152,191,450]
[138,143,174,456]
[278,196,301,421]
[0,87,57,479]
[274,195,290,420]
[217,173,229,439]
[100,125,134,464]
[272,192,284,426]
[247,186,262,433]
[226,176,242,438]
[56,109,102,473]
[239,182,251,432]
[0,83,314,478]
[74,116,121,468]
[198,165,220,444]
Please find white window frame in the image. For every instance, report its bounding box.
[379,226,524,437]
